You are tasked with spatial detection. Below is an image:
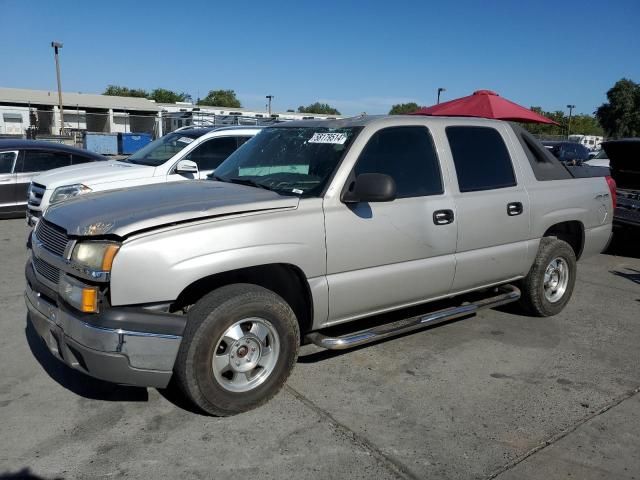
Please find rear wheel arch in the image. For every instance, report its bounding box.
[542,220,585,259]
[172,263,314,337]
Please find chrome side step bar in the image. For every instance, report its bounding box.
[306,284,521,350]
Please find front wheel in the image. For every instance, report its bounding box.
[518,237,577,317]
[174,284,300,416]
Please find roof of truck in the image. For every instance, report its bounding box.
[271,114,506,129]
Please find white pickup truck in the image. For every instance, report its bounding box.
[26,126,261,226]
[26,116,615,415]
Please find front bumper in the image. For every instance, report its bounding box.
[25,262,184,388]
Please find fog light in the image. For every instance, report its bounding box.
[59,274,99,313]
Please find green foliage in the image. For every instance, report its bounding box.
[389,102,421,115]
[148,88,191,103]
[596,78,640,138]
[103,85,191,104]
[297,102,341,115]
[198,90,242,108]
[103,85,148,98]
[521,107,603,137]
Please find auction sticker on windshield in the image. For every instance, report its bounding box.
[178,137,195,144]
[308,132,347,144]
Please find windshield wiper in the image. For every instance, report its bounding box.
[227,177,274,192]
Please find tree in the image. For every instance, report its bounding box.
[389,102,421,115]
[198,90,242,108]
[520,108,603,137]
[103,85,148,98]
[596,78,640,138]
[297,102,341,115]
[148,88,191,104]
[568,115,604,136]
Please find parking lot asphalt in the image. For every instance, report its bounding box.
[1,217,639,480]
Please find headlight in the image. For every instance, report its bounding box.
[59,274,99,313]
[50,184,92,204]
[71,242,120,272]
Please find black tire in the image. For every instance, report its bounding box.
[174,283,300,416]
[518,237,577,317]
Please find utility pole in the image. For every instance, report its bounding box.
[51,41,64,134]
[437,87,446,104]
[266,95,274,116]
[566,104,575,138]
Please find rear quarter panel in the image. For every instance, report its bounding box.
[505,127,613,260]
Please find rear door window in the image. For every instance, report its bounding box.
[17,150,71,172]
[185,137,238,171]
[446,126,516,192]
[0,151,17,173]
[354,126,443,198]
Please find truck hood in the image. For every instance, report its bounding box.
[602,139,640,191]
[35,160,153,189]
[44,181,299,237]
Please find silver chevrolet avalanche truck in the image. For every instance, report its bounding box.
[25,116,615,415]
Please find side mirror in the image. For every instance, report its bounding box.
[343,173,396,203]
[175,159,198,174]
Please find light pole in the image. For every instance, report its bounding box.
[566,104,575,138]
[266,95,274,116]
[437,87,446,104]
[51,41,64,134]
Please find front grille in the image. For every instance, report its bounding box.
[28,182,45,207]
[33,256,61,285]
[35,220,70,257]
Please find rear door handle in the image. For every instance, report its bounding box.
[433,209,454,225]
[507,202,523,216]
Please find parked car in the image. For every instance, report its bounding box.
[567,134,604,152]
[542,141,591,164]
[0,140,105,219]
[585,149,610,167]
[26,117,614,415]
[25,126,262,226]
[602,138,640,231]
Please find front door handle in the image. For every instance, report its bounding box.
[433,209,454,225]
[507,202,523,216]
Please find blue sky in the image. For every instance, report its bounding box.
[1,0,638,116]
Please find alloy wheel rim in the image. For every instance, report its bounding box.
[543,257,569,303]
[212,317,280,393]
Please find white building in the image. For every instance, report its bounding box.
[0,87,160,137]
[0,87,343,139]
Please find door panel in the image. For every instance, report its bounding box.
[0,151,18,213]
[15,171,36,207]
[324,197,457,323]
[451,187,530,291]
[445,125,531,292]
[323,126,457,324]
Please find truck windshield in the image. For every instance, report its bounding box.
[124,132,201,166]
[213,126,360,196]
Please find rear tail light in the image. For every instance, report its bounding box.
[605,176,617,209]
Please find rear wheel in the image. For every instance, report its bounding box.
[174,284,299,416]
[518,237,577,317]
